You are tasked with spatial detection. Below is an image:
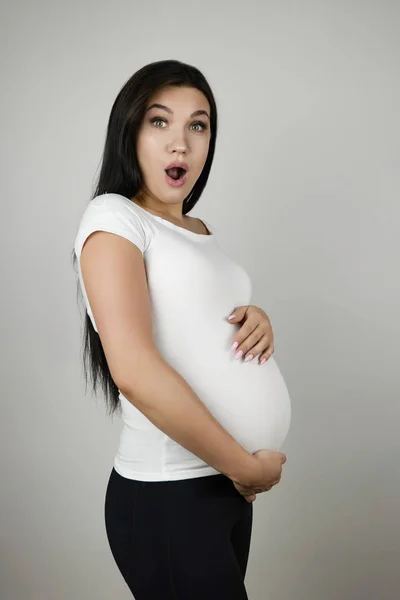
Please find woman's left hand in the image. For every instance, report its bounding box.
[227,305,274,364]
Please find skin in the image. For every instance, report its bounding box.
[131,85,212,232]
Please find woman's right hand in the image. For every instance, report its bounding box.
[231,449,287,501]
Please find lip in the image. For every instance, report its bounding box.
[165,171,188,187]
[164,161,189,173]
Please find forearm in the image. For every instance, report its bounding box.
[119,351,258,485]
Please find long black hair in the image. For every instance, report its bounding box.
[71,59,218,418]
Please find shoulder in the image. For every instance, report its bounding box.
[84,193,146,219]
[186,217,210,235]
[74,193,153,258]
[190,216,215,236]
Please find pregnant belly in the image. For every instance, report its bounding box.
[175,351,292,454]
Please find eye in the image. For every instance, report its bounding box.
[191,121,208,132]
[150,117,208,132]
[150,117,167,128]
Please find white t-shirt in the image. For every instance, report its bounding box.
[74,193,291,481]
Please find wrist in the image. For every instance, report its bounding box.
[228,452,259,488]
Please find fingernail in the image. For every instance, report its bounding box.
[244,354,253,362]
[260,358,267,364]
[231,341,239,351]
[235,350,243,360]
[228,314,236,320]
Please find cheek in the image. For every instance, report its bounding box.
[192,142,210,176]
[136,135,159,173]
[137,133,151,157]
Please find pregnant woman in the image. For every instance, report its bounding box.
[72,59,291,599]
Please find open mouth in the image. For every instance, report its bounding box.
[165,167,187,180]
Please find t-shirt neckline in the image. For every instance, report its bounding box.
[127,198,215,241]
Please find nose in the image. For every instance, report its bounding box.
[171,145,186,157]
[167,130,188,153]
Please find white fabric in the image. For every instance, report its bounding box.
[74,193,291,481]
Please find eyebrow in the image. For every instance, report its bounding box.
[145,103,210,119]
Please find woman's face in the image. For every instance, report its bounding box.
[136,85,211,207]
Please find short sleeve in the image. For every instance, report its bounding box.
[74,193,150,260]
[73,193,151,333]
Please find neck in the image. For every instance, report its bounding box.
[132,190,187,223]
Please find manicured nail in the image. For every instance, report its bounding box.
[260,358,267,364]
[231,341,239,351]
[244,354,253,362]
[228,314,236,320]
[235,350,243,360]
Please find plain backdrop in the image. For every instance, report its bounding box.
[1,1,399,599]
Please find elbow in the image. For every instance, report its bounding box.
[113,345,164,398]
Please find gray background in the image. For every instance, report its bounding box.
[1,1,399,598]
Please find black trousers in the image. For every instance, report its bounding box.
[104,467,253,599]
